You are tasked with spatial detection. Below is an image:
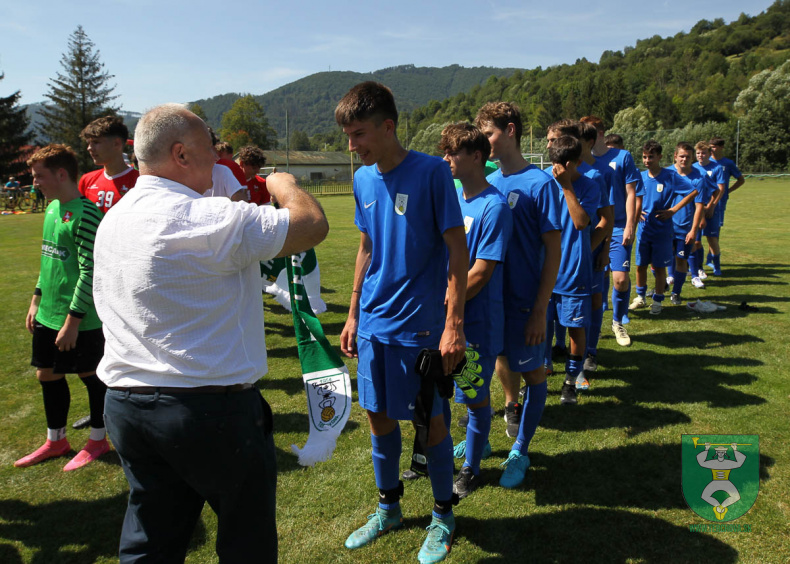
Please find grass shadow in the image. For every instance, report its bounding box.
[540,401,691,436]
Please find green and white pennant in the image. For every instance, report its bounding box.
[286,252,351,466]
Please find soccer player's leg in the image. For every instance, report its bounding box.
[452,354,494,499]
[650,238,673,315]
[631,232,650,311]
[671,239,692,305]
[499,324,545,489]
[609,227,632,344]
[15,323,72,468]
[346,337,406,549]
[555,295,591,396]
[585,258,606,372]
[704,206,723,275]
[64,328,110,471]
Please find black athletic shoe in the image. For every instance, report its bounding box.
[402,463,429,480]
[504,401,522,438]
[453,466,480,499]
[72,415,91,430]
[560,383,578,405]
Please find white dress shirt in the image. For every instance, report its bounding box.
[93,175,289,388]
[206,163,245,199]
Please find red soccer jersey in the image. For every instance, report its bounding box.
[218,158,248,187]
[247,176,270,205]
[78,167,139,214]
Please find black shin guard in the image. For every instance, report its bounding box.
[79,374,107,428]
[433,493,460,515]
[379,481,405,505]
[40,378,70,430]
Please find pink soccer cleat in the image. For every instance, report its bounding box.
[63,438,110,472]
[14,438,71,468]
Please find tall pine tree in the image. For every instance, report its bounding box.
[0,73,31,181]
[38,25,119,173]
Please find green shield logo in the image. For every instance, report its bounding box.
[682,435,759,522]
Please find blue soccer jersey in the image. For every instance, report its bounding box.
[553,174,601,296]
[458,185,512,356]
[671,166,706,239]
[710,157,743,204]
[693,161,726,192]
[593,148,642,229]
[639,168,679,242]
[487,165,561,317]
[353,150,463,345]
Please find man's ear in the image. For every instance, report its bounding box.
[506,123,516,138]
[172,142,189,169]
[382,118,396,137]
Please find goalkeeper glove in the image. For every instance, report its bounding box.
[452,350,484,399]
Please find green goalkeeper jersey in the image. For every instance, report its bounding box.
[35,197,103,331]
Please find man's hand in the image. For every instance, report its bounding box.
[595,246,610,271]
[655,209,675,221]
[685,230,696,245]
[704,203,716,219]
[340,315,359,358]
[26,296,40,335]
[731,443,738,452]
[439,323,466,375]
[552,162,572,187]
[524,310,545,347]
[55,315,81,352]
[705,442,711,451]
[622,224,635,246]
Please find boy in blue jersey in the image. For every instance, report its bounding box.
[630,141,698,315]
[475,102,561,489]
[579,121,614,374]
[546,136,601,404]
[693,142,726,277]
[667,142,705,305]
[709,137,746,273]
[336,82,469,564]
[581,116,641,346]
[439,123,512,499]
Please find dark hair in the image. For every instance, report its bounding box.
[604,133,624,148]
[27,144,79,182]
[548,119,581,139]
[215,141,233,155]
[580,121,598,143]
[475,102,523,145]
[238,145,267,168]
[709,137,725,148]
[438,123,491,169]
[642,139,663,155]
[81,116,129,142]
[675,141,694,155]
[548,135,581,165]
[335,81,398,127]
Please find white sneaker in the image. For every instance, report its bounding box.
[650,302,662,315]
[691,277,705,289]
[670,293,681,306]
[629,295,647,310]
[666,276,674,286]
[698,269,708,280]
[612,322,631,346]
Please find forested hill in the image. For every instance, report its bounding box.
[191,64,519,135]
[404,0,790,139]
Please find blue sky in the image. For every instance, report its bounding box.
[0,0,776,112]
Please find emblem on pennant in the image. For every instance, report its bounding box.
[395,193,408,215]
[682,434,759,522]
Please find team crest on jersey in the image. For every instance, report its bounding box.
[394,193,408,215]
[657,183,664,193]
[507,192,519,209]
[609,162,617,171]
[707,170,713,177]
[463,216,474,234]
[62,211,72,223]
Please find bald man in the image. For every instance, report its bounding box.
[93,104,328,563]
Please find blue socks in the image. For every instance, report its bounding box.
[612,287,630,324]
[586,306,604,356]
[554,322,566,351]
[464,405,492,474]
[371,426,401,493]
[636,285,647,299]
[427,432,454,503]
[652,292,665,303]
[513,381,547,455]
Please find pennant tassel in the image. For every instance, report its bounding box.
[286,251,350,467]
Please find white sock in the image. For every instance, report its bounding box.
[89,427,106,441]
[47,427,66,441]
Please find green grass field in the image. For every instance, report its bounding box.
[1,179,788,563]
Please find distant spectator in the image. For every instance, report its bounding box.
[239,145,271,205]
[604,133,624,150]
[216,140,249,187]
